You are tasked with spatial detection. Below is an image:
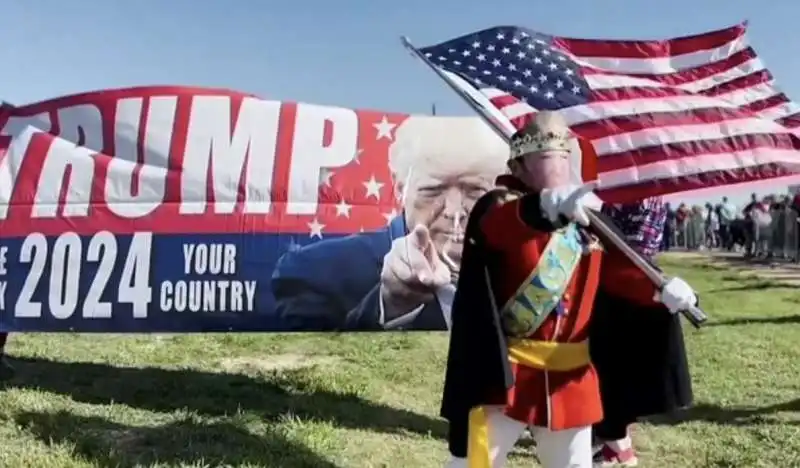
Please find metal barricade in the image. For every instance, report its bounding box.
[661,202,797,258]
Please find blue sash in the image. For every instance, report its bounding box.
[500,223,586,337]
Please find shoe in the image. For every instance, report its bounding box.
[0,355,15,381]
[593,443,638,467]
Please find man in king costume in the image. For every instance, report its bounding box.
[441,111,699,468]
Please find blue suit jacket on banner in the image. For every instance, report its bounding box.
[270,216,448,331]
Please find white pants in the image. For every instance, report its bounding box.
[445,406,593,468]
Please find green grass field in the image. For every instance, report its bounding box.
[1,256,799,467]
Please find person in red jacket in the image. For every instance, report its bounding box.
[441,111,699,468]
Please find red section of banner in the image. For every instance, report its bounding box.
[0,87,407,237]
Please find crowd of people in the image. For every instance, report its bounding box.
[660,192,800,260]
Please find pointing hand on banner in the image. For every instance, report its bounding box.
[380,224,451,322]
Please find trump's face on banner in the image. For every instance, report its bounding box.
[387,116,508,268]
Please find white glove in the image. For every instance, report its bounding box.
[657,277,698,314]
[540,182,603,226]
[380,224,451,316]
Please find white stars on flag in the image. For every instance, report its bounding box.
[373,116,396,141]
[307,218,325,239]
[335,199,352,217]
[362,174,384,200]
[276,113,404,243]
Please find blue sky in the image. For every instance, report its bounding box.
[4,0,800,205]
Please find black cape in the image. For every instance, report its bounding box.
[440,188,693,457]
[590,290,693,438]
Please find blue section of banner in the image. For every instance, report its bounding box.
[0,229,399,332]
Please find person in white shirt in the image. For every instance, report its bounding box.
[705,203,720,248]
[718,197,737,250]
[751,199,773,257]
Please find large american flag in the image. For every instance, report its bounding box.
[418,24,800,202]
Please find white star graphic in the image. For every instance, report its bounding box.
[335,199,352,217]
[363,175,384,200]
[382,208,399,225]
[318,168,334,187]
[373,116,396,141]
[359,226,366,233]
[307,218,325,239]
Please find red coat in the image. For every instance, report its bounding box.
[475,185,661,431]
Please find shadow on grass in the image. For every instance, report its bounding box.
[708,281,798,293]
[5,356,446,440]
[647,398,800,427]
[705,315,800,327]
[16,410,341,468]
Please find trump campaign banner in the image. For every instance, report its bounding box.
[0,86,513,332]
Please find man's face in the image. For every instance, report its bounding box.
[517,149,572,190]
[400,156,498,268]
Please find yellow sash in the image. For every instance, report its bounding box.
[500,223,584,338]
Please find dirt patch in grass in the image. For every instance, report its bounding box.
[218,354,341,373]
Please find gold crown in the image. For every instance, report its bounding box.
[509,112,573,159]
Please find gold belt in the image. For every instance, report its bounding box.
[467,339,591,468]
[507,338,591,371]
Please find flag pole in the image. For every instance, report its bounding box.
[401,36,707,328]
[401,36,518,139]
